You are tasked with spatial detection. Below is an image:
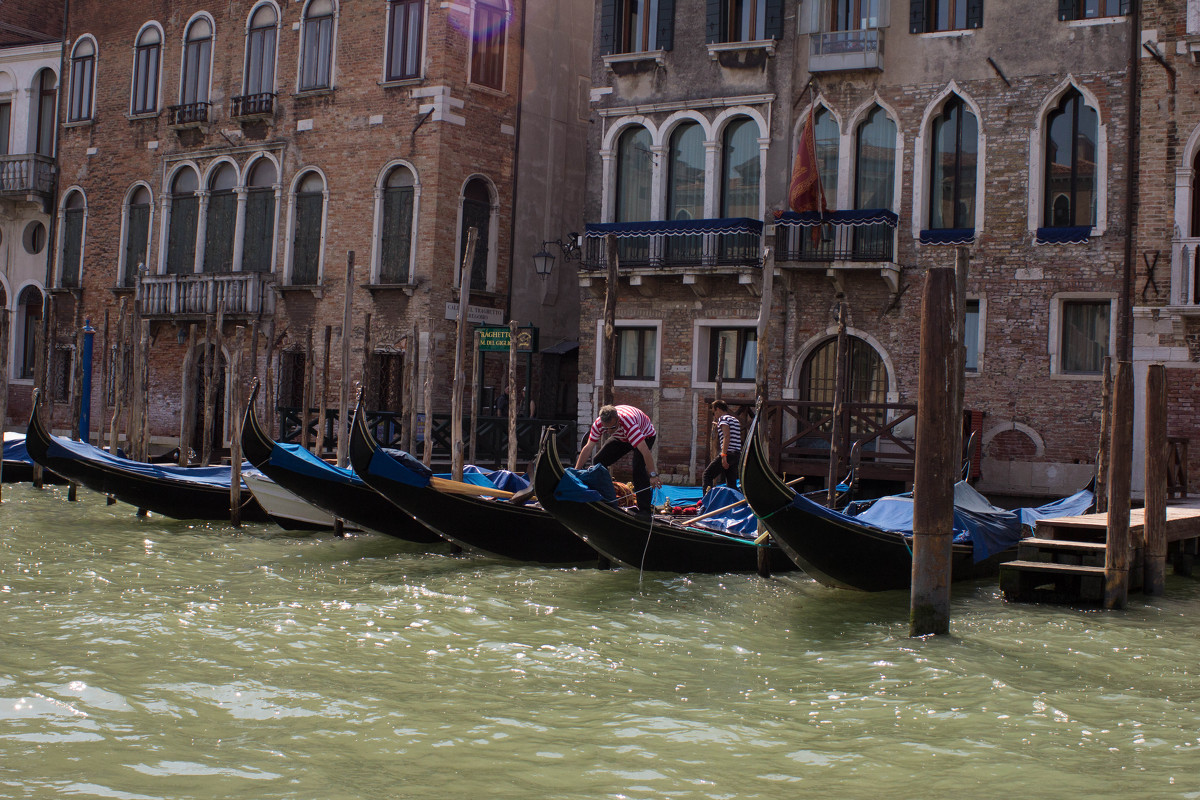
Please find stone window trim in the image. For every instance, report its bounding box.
[909,84,987,241]
[603,50,667,70]
[690,318,758,389]
[963,295,986,376]
[594,318,662,388]
[1047,292,1116,380]
[369,161,422,286]
[1026,78,1108,238]
[706,39,777,61]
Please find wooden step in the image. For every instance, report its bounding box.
[1020,538,1107,553]
[1001,560,1106,576]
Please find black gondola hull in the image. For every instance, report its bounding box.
[347,407,598,564]
[532,430,796,574]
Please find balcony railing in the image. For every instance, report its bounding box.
[0,153,56,197]
[581,218,763,271]
[139,271,270,319]
[1171,237,1200,307]
[167,101,211,127]
[809,28,883,72]
[774,209,897,263]
[231,93,276,118]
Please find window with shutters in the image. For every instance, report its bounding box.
[122,186,152,287]
[290,171,325,284]
[459,178,492,292]
[131,25,162,115]
[469,0,507,90]
[1058,0,1127,20]
[204,163,237,273]
[909,0,982,32]
[705,0,783,43]
[379,166,416,283]
[600,0,675,54]
[243,159,277,273]
[180,17,213,105]
[244,4,278,96]
[68,37,96,123]
[166,168,200,274]
[59,191,85,288]
[387,0,424,80]
[300,0,335,90]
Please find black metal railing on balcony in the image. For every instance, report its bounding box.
[774,209,897,263]
[0,153,56,197]
[581,217,763,270]
[167,101,211,126]
[139,271,269,318]
[231,93,276,118]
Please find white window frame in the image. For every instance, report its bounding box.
[242,1,282,97]
[964,295,986,376]
[178,13,217,106]
[1027,78,1107,237]
[297,0,339,92]
[55,187,88,288]
[130,22,164,116]
[1048,292,1115,379]
[911,83,988,240]
[370,160,421,284]
[67,35,98,123]
[691,319,758,389]
[283,168,330,285]
[118,181,155,285]
[595,318,662,388]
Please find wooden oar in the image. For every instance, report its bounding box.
[682,475,807,525]
[430,475,514,499]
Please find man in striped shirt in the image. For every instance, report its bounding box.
[702,399,742,493]
[575,404,662,514]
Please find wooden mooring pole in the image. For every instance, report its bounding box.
[1144,363,1168,596]
[468,329,481,466]
[0,308,9,499]
[178,324,198,466]
[318,325,332,457]
[451,227,478,481]
[507,319,518,472]
[301,327,314,453]
[337,251,354,467]
[201,315,216,466]
[1104,360,1134,609]
[827,301,847,507]
[1095,357,1112,514]
[422,330,434,468]
[602,233,618,408]
[229,326,245,528]
[754,247,775,579]
[910,267,957,637]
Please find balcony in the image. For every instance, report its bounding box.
[581,218,763,271]
[809,28,883,72]
[167,102,211,128]
[775,209,900,293]
[0,154,56,201]
[139,271,271,320]
[231,93,276,120]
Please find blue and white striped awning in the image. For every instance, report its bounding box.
[585,217,763,238]
[1035,226,1092,245]
[919,228,975,245]
[774,209,898,228]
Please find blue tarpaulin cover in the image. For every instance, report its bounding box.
[555,464,618,503]
[845,482,1095,562]
[656,484,703,508]
[272,442,364,486]
[3,433,30,465]
[437,465,530,493]
[693,486,757,537]
[366,447,433,488]
[43,432,250,488]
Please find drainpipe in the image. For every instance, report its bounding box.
[503,0,530,323]
[1118,0,1140,361]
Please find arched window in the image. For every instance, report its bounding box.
[854,105,896,259]
[60,191,86,288]
[291,171,325,284]
[615,125,652,266]
[245,4,278,96]
[300,0,335,90]
[720,117,759,218]
[666,122,705,265]
[459,178,491,291]
[34,69,56,157]
[243,159,277,272]
[1044,89,1097,229]
[167,168,199,274]
[380,166,415,283]
[17,286,44,379]
[928,95,977,231]
[470,0,506,90]
[387,0,424,81]
[68,38,95,122]
[813,107,839,203]
[131,26,161,115]
[800,335,887,432]
[181,17,213,106]
[123,186,152,287]
[204,163,237,273]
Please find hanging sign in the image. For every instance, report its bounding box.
[444,302,504,326]
[476,326,539,352]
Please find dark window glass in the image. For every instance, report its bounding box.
[300,0,334,90]
[855,105,894,210]
[0,102,10,154]
[1044,89,1098,228]
[35,69,56,157]
[619,0,660,51]
[123,187,151,287]
[707,328,757,382]
[204,167,237,273]
[931,0,966,30]
[68,40,94,122]
[726,0,766,40]
[1061,301,1109,374]
[387,0,424,80]
[245,6,278,95]
[616,326,657,381]
[1079,0,1122,18]
[278,350,306,407]
[132,28,161,114]
[243,160,277,273]
[831,0,880,29]
[964,299,980,371]
[370,352,406,412]
[18,287,43,379]
[60,193,85,288]
[292,173,324,284]
[460,179,491,291]
[381,168,415,283]
[470,0,505,89]
[167,170,199,274]
[929,95,977,230]
[721,117,759,218]
[181,19,213,105]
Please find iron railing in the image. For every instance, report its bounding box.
[231,93,276,118]
[167,102,211,126]
[775,222,894,262]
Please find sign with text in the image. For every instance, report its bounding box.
[477,326,539,353]
[444,302,504,326]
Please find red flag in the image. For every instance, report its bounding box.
[787,105,827,245]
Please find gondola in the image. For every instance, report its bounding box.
[739,415,1094,591]
[23,391,268,521]
[532,424,797,574]
[347,401,601,565]
[243,470,355,532]
[240,385,441,543]
[3,432,36,483]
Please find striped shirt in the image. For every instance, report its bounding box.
[587,405,656,448]
[716,413,742,453]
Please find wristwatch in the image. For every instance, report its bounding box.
[649,471,658,477]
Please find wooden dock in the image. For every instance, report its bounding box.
[1000,501,1200,604]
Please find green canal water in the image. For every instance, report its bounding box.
[2,483,1199,799]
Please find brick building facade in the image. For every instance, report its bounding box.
[580,0,1134,496]
[35,0,588,457]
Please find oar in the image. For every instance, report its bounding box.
[682,474,808,525]
[430,475,514,499]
